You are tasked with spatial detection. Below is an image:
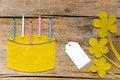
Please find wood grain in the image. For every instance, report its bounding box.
[0,0,120,17]
[0,77,94,80]
[0,17,120,79]
[1,0,120,79]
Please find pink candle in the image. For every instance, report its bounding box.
[38,16,42,37]
[30,20,33,43]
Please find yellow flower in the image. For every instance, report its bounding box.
[93,11,117,38]
[90,57,111,78]
[89,38,109,58]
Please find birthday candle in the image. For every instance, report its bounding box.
[12,17,16,40]
[22,15,25,38]
[48,17,52,39]
[38,16,42,37]
[30,20,33,43]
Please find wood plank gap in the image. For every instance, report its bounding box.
[0,75,107,79]
[1,15,120,19]
[0,15,98,19]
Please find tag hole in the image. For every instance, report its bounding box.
[69,44,71,46]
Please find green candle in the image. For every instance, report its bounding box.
[12,17,16,40]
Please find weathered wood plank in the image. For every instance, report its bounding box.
[0,78,118,80]
[0,77,95,80]
[0,0,120,17]
[0,17,120,79]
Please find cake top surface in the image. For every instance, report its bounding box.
[8,34,55,45]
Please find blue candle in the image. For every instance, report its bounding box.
[48,17,52,39]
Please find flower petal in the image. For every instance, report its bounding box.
[94,58,106,66]
[89,38,98,47]
[98,70,106,78]
[93,19,102,28]
[99,57,106,65]
[95,51,102,58]
[88,47,95,54]
[98,11,108,21]
[99,38,108,46]
[94,59,100,66]
[109,25,117,33]
[109,15,116,25]
[94,57,106,65]
[104,63,111,70]
[98,28,108,38]
[90,66,98,72]
[101,46,109,54]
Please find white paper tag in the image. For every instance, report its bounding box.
[65,42,91,69]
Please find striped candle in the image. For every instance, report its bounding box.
[38,16,42,37]
[30,20,33,43]
[12,17,16,40]
[48,17,52,40]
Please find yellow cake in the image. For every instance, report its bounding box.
[7,34,56,72]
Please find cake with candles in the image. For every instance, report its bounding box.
[7,16,56,72]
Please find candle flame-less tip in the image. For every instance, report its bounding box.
[30,20,32,23]
[13,17,15,20]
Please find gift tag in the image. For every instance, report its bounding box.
[65,42,91,69]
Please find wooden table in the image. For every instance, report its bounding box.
[0,0,120,79]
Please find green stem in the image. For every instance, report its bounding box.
[108,33,120,62]
[107,71,120,78]
[103,55,120,69]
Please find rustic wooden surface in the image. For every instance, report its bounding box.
[0,0,120,17]
[0,0,120,80]
[0,18,120,80]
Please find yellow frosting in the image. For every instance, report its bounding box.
[8,34,55,44]
[7,34,56,72]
